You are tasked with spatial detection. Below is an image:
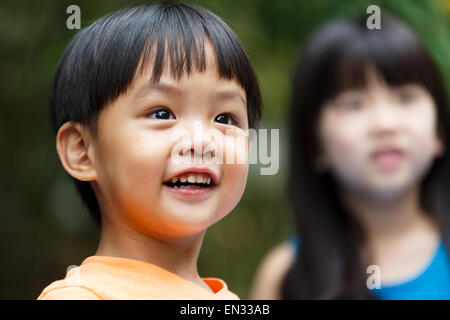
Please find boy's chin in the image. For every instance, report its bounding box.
[148,222,214,241]
[157,208,226,232]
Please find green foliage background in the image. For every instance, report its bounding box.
[0,0,448,299]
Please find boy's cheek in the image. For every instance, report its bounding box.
[220,135,250,165]
[97,149,164,201]
[220,163,249,211]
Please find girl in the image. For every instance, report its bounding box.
[251,14,450,299]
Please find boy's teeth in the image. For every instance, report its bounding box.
[168,173,213,185]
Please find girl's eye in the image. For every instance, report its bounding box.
[333,91,366,111]
[396,90,416,104]
[148,108,175,120]
[215,113,238,125]
[343,98,363,109]
[337,97,364,110]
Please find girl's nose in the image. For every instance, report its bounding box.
[369,103,399,137]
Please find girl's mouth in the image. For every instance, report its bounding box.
[371,148,405,171]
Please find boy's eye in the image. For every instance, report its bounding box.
[215,113,238,125]
[148,108,175,120]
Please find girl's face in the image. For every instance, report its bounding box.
[317,70,443,201]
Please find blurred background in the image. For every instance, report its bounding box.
[0,0,448,299]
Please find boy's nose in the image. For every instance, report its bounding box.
[176,120,218,160]
[177,140,216,159]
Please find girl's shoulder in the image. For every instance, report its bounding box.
[249,238,297,299]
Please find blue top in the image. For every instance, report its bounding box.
[289,236,450,300]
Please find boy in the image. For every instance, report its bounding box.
[38,1,261,300]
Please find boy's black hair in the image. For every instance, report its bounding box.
[50,1,262,225]
[283,14,450,299]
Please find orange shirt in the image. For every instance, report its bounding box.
[37,256,239,300]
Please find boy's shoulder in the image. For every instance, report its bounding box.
[38,256,239,300]
[38,282,100,300]
[37,262,101,300]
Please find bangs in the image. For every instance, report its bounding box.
[51,2,261,134]
[310,14,446,104]
[136,3,250,84]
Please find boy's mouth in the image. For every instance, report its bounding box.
[163,172,215,189]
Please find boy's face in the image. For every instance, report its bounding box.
[88,54,249,240]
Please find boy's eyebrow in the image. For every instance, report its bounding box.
[134,81,246,106]
[213,89,247,106]
[134,81,182,99]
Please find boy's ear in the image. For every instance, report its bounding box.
[56,122,97,181]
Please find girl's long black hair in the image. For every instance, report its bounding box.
[282,14,450,299]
